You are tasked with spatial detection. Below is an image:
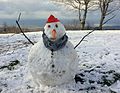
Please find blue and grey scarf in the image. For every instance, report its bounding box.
[42,33,68,51]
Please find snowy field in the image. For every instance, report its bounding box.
[0,30,120,93]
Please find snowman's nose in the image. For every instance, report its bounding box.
[51,29,57,40]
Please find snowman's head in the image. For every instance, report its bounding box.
[44,15,66,41]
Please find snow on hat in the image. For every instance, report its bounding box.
[47,15,60,23]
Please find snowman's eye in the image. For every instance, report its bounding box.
[48,25,51,28]
[55,24,58,28]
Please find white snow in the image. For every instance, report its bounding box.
[0,30,120,93]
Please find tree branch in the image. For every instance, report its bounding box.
[106,7,120,16]
[74,28,95,49]
[103,15,116,25]
[16,13,34,45]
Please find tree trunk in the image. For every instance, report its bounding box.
[80,4,88,30]
[80,21,85,30]
[99,14,105,30]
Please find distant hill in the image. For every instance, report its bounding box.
[0,19,75,28]
[103,26,120,30]
[0,19,120,30]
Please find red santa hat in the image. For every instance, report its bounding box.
[47,15,60,23]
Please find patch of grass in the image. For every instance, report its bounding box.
[101,72,120,86]
[113,73,120,81]
[75,67,120,90]
[101,76,114,86]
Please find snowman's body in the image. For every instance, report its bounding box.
[28,15,79,86]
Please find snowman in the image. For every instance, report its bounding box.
[28,15,79,86]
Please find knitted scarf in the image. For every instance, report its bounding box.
[42,33,68,51]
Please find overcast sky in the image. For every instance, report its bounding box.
[0,0,78,20]
[0,0,120,26]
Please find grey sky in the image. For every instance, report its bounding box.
[0,0,77,19]
[0,0,120,26]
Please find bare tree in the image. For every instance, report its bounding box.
[51,0,98,30]
[98,0,120,29]
[3,22,7,32]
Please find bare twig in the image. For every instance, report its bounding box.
[103,15,116,25]
[18,13,21,22]
[0,60,20,70]
[16,13,34,45]
[74,29,95,49]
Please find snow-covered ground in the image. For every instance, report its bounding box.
[0,30,120,93]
